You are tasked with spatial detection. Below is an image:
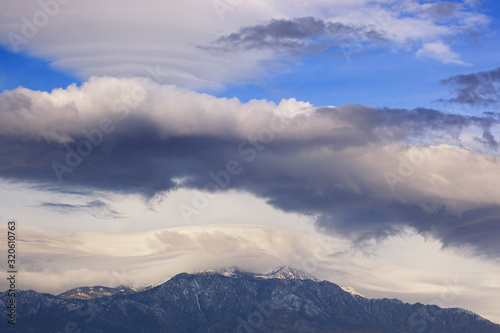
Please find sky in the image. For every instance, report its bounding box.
[0,0,499,324]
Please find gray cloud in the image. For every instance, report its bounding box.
[40,200,122,219]
[424,2,463,18]
[439,67,500,106]
[1,78,500,258]
[396,1,464,20]
[474,129,499,150]
[202,17,387,54]
[396,1,474,21]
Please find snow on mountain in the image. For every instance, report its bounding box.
[196,266,320,282]
[58,285,151,300]
[256,266,321,281]
[195,266,240,277]
[2,268,499,333]
[341,286,366,298]
[196,266,321,281]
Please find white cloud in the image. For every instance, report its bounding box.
[0,76,313,143]
[416,41,467,65]
[0,0,488,88]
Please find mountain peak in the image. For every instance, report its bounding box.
[195,266,241,277]
[195,266,320,281]
[257,266,320,281]
[57,285,151,300]
[341,286,366,298]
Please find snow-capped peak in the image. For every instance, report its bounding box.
[196,267,240,277]
[341,286,365,298]
[257,267,320,281]
[195,266,320,281]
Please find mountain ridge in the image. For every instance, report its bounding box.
[1,266,498,332]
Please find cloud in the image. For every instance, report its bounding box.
[202,17,387,54]
[1,224,499,323]
[416,42,466,65]
[474,128,499,150]
[423,2,463,18]
[0,0,490,88]
[439,67,500,106]
[392,0,488,28]
[40,200,122,219]
[203,2,488,65]
[1,224,341,291]
[393,1,464,20]
[0,77,500,258]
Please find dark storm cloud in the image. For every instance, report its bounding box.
[1,79,499,259]
[0,105,495,192]
[439,67,500,106]
[202,17,386,54]
[316,203,500,259]
[317,105,496,139]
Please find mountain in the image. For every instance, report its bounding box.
[197,266,320,281]
[256,266,321,281]
[57,285,151,300]
[1,267,499,333]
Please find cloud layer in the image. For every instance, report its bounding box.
[0,76,499,257]
[0,0,490,88]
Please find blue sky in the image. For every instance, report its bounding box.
[1,0,499,111]
[0,41,494,111]
[1,0,500,324]
[0,47,80,92]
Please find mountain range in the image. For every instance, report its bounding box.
[1,267,498,332]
